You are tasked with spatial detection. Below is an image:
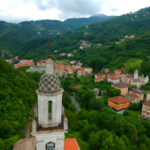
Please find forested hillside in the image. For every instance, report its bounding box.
[0,14,115,53]
[8,7,150,76]
[0,58,40,150]
[6,7,150,60]
[72,31,150,75]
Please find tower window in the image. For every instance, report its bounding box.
[48,101,52,120]
[46,142,55,150]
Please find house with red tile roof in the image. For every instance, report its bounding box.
[55,64,64,72]
[108,96,130,111]
[72,65,80,70]
[114,69,122,76]
[5,59,13,63]
[14,59,34,68]
[95,73,105,82]
[77,67,85,77]
[36,60,45,66]
[68,67,74,74]
[107,74,120,84]
[129,89,144,101]
[124,93,140,103]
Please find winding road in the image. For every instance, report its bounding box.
[70,96,81,111]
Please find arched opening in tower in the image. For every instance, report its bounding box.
[48,101,52,121]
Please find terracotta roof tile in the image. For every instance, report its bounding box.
[64,138,80,150]
[108,96,130,104]
[125,93,139,99]
[143,101,150,105]
[96,73,105,77]
[78,67,84,71]
[113,83,128,88]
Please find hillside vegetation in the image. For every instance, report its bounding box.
[0,14,115,52]
[0,58,40,150]
[9,7,150,76]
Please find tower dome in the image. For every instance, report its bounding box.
[38,73,61,94]
[37,58,61,94]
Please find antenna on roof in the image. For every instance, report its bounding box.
[48,40,50,58]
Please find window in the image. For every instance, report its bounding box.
[48,101,52,120]
[46,142,55,150]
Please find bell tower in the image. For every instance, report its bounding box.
[32,42,66,150]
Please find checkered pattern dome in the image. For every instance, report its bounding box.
[38,74,61,94]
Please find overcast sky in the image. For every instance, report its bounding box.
[0,0,150,23]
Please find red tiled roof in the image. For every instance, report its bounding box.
[96,73,105,77]
[108,96,130,104]
[143,101,150,106]
[70,85,81,89]
[108,76,120,80]
[64,138,80,150]
[20,59,30,61]
[125,93,139,99]
[113,83,128,88]
[78,67,84,71]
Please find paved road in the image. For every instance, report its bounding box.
[70,96,81,111]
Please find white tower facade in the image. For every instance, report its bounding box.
[134,69,138,79]
[33,58,65,150]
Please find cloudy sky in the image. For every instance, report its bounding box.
[0,0,150,23]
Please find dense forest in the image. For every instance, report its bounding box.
[0,58,40,150]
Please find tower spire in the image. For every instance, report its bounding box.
[48,40,50,58]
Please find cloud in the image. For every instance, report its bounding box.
[35,0,102,19]
[0,0,150,22]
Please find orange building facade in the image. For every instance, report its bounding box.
[108,96,130,111]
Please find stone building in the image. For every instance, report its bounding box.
[112,83,128,96]
[129,89,144,101]
[121,74,132,85]
[124,93,141,103]
[131,70,149,88]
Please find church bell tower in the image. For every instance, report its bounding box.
[32,55,65,150]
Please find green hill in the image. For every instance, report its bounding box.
[0,14,115,53]
[0,58,39,150]
[9,7,150,75]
